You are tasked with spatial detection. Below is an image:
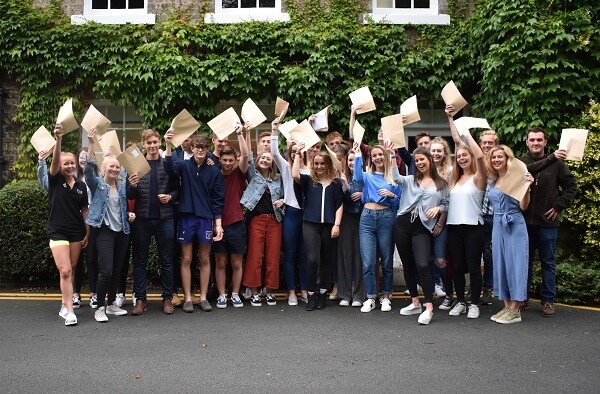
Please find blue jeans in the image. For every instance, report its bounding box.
[432,225,453,297]
[281,206,307,292]
[132,218,174,301]
[482,216,494,289]
[527,225,558,304]
[359,207,395,299]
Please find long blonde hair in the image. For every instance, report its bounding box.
[366,145,394,184]
[449,144,476,189]
[430,137,452,181]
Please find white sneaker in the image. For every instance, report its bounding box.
[467,304,480,319]
[449,302,467,316]
[418,310,433,325]
[89,295,98,309]
[361,299,376,313]
[106,302,128,316]
[380,298,392,312]
[351,300,362,307]
[243,287,252,301]
[64,312,77,326]
[132,293,137,307]
[95,306,108,322]
[115,293,126,308]
[288,294,298,306]
[434,285,446,298]
[339,299,350,307]
[58,305,68,319]
[403,285,423,296]
[400,303,422,316]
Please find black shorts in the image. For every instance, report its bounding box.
[212,221,246,255]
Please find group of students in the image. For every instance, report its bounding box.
[43,102,576,326]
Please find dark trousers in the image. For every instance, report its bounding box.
[95,225,130,308]
[337,212,365,303]
[448,224,485,304]
[132,218,174,301]
[393,215,434,304]
[73,228,98,294]
[303,221,337,293]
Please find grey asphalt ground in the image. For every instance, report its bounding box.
[1,298,599,393]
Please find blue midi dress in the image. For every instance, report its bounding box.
[489,187,529,301]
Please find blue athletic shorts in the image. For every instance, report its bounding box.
[178,214,213,244]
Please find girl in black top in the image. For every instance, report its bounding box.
[292,144,344,311]
[47,124,89,326]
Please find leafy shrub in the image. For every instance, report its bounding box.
[0,180,56,282]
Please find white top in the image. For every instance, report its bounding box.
[447,176,484,225]
[271,136,301,210]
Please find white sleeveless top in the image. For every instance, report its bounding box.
[447,176,484,225]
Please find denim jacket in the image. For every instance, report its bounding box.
[240,162,284,222]
[84,160,130,234]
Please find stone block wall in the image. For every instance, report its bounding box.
[0,78,22,186]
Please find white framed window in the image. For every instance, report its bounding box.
[367,0,450,25]
[205,0,290,24]
[72,0,156,25]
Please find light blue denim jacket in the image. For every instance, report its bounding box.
[240,161,284,222]
[84,160,130,234]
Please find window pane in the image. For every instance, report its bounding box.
[92,0,108,9]
[241,0,257,8]
[395,0,411,8]
[222,0,238,8]
[129,0,145,9]
[376,0,394,7]
[259,0,275,7]
[414,0,430,8]
[111,0,126,9]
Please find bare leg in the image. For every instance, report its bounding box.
[230,254,243,294]
[215,253,227,295]
[180,242,193,301]
[198,243,211,301]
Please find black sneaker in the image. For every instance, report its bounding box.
[316,293,327,310]
[439,297,455,310]
[265,293,276,306]
[250,294,262,307]
[306,294,317,311]
[481,288,493,305]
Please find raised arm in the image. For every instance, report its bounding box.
[291,142,304,182]
[49,123,64,176]
[237,123,249,174]
[37,150,50,190]
[464,130,487,190]
[445,105,462,147]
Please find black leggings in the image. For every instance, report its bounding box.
[447,224,485,304]
[95,225,130,308]
[303,221,337,293]
[393,214,434,304]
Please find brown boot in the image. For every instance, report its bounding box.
[163,299,174,315]
[131,300,147,315]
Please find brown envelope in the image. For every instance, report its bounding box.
[311,105,331,132]
[56,98,79,134]
[97,130,122,156]
[81,104,111,136]
[349,87,376,114]
[241,98,267,128]
[290,120,322,153]
[117,144,151,179]
[499,158,529,202]
[441,81,468,116]
[170,109,200,148]
[207,108,241,140]
[381,114,406,148]
[326,145,343,172]
[559,128,588,161]
[275,97,289,121]
[400,95,421,126]
[278,119,299,140]
[453,117,491,137]
[30,126,56,154]
[353,120,366,146]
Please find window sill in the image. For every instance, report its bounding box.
[204,12,290,24]
[365,13,450,25]
[71,14,156,25]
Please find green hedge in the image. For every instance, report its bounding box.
[0,180,55,282]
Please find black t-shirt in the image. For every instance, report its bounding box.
[252,188,275,216]
[46,172,88,238]
[148,160,160,219]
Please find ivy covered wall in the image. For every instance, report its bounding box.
[0,0,598,182]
